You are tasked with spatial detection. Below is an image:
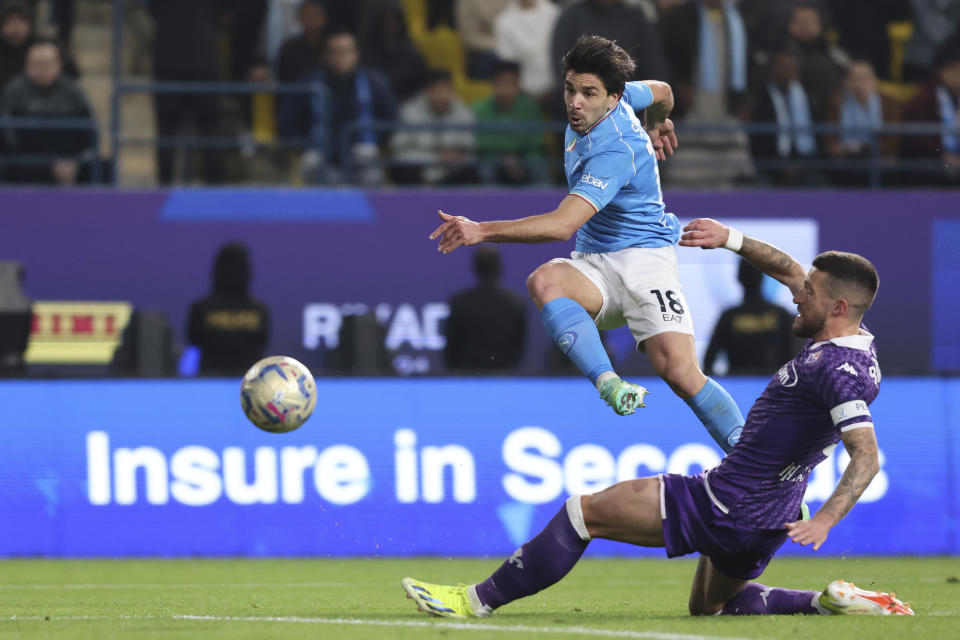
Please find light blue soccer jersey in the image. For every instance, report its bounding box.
[565,81,680,253]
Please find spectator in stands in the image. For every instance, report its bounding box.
[782,2,849,122]
[552,0,668,96]
[16,0,74,46]
[225,1,268,82]
[427,0,455,29]
[264,0,302,66]
[391,69,478,185]
[658,0,754,187]
[0,1,33,92]
[456,0,510,79]
[493,0,560,106]
[362,3,429,102]
[0,261,31,376]
[0,39,94,184]
[279,29,397,185]
[150,0,227,185]
[444,246,526,372]
[903,0,960,83]
[660,0,749,121]
[749,49,823,186]
[472,60,546,185]
[901,43,960,185]
[826,0,910,81]
[703,260,798,377]
[737,0,793,56]
[825,60,902,183]
[276,0,328,82]
[187,243,270,377]
[321,0,366,34]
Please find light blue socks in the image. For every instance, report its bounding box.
[542,298,744,453]
[541,297,613,383]
[685,377,745,453]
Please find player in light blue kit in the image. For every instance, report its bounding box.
[430,36,744,454]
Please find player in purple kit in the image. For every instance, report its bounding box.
[402,217,914,617]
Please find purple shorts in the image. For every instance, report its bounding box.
[660,472,787,580]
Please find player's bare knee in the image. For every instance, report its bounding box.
[526,266,562,307]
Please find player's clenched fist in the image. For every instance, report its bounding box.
[429,210,484,254]
[678,217,731,250]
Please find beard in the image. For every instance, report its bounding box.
[792,312,825,338]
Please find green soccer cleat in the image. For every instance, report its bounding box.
[600,377,649,416]
[401,577,488,618]
[818,579,915,616]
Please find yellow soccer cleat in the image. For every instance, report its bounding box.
[401,577,489,618]
[818,579,914,615]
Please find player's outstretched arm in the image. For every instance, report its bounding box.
[679,218,806,295]
[429,195,596,254]
[784,427,879,550]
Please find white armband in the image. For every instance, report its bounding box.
[724,228,744,253]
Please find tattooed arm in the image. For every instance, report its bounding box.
[784,427,880,550]
[679,217,807,294]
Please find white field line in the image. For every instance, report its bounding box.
[2,614,764,640]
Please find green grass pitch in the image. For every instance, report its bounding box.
[2,556,959,639]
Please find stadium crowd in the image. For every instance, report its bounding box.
[0,0,959,187]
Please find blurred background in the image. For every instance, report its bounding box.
[0,0,957,559]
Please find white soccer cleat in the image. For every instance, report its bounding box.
[818,579,914,615]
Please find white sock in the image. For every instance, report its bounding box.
[565,495,592,541]
[466,584,493,617]
[594,371,619,392]
[811,591,830,615]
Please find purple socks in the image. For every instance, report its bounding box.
[470,497,822,617]
[474,497,590,611]
[721,582,821,615]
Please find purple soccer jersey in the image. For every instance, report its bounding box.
[705,327,881,530]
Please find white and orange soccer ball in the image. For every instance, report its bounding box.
[240,355,317,433]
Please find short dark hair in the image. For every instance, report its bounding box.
[812,251,879,313]
[473,246,501,281]
[934,41,960,69]
[737,259,764,294]
[492,59,521,79]
[0,1,31,22]
[212,242,251,295]
[561,35,635,97]
[424,68,452,88]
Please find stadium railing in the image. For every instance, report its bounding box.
[103,86,960,188]
[100,0,960,188]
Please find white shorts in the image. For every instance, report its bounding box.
[550,245,695,347]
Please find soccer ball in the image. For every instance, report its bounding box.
[240,355,317,433]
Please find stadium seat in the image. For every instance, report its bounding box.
[251,93,277,144]
[400,0,491,103]
[411,26,492,103]
[888,21,914,83]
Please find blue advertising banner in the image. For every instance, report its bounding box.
[933,220,960,371]
[0,377,954,557]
